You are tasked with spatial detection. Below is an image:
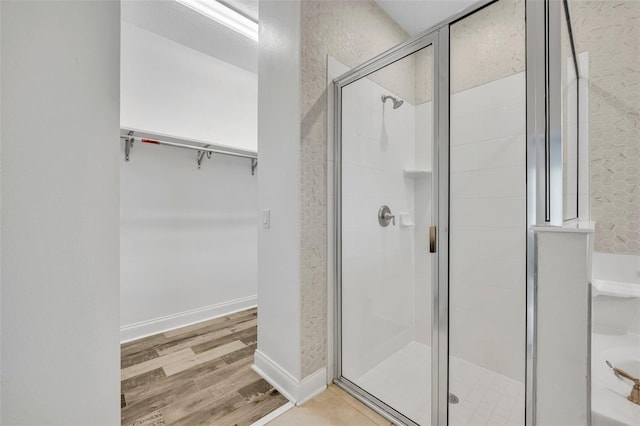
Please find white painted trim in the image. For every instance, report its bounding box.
[249,402,294,426]
[253,349,327,406]
[252,350,299,402]
[297,368,328,405]
[120,295,257,343]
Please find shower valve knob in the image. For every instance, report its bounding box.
[378,205,396,227]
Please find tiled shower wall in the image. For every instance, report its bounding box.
[413,100,433,347]
[299,0,410,378]
[449,0,526,382]
[571,1,640,254]
[341,75,416,379]
[449,72,527,381]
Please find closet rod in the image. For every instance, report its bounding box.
[125,136,257,159]
[120,128,258,173]
[120,128,257,160]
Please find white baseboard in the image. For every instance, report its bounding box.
[253,349,327,406]
[120,295,257,343]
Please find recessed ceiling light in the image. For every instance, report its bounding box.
[175,0,258,42]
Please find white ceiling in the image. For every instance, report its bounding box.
[122,0,480,74]
[375,0,478,35]
[221,0,258,22]
[121,0,258,73]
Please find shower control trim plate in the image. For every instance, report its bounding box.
[378,205,396,227]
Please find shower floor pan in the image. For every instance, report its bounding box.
[355,342,525,425]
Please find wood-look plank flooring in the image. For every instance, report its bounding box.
[121,308,288,426]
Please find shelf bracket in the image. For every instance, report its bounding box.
[197,146,212,169]
[124,131,134,162]
[251,158,258,176]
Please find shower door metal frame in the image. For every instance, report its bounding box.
[333,29,442,426]
[332,0,551,424]
[332,3,492,425]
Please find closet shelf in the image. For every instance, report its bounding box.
[120,127,258,175]
[403,169,432,179]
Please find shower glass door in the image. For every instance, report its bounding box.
[448,1,527,425]
[337,40,436,426]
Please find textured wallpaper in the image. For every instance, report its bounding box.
[415,47,434,104]
[571,0,640,254]
[299,0,409,378]
[450,0,525,94]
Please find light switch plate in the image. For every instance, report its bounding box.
[262,209,270,229]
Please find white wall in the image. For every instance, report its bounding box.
[376,0,477,35]
[121,21,258,151]
[255,0,302,382]
[119,20,258,341]
[449,72,527,382]
[535,229,592,426]
[592,252,640,334]
[119,142,258,340]
[1,1,120,424]
[340,78,416,379]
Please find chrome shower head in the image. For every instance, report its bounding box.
[381,94,404,109]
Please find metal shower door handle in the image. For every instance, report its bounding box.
[429,226,436,253]
[378,205,395,227]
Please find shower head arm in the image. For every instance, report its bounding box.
[381,94,403,109]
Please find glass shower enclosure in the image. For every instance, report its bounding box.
[332,0,578,424]
[338,39,437,426]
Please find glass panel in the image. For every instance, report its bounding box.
[562,2,579,221]
[340,45,434,425]
[449,1,526,425]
